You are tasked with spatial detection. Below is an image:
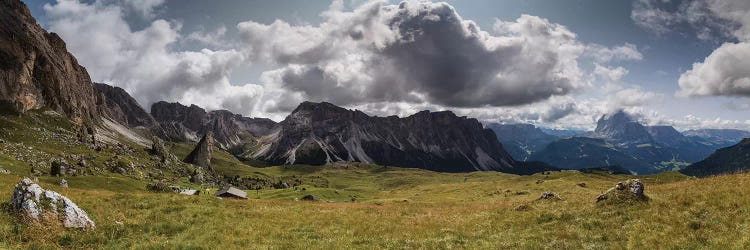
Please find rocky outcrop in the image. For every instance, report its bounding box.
[249,102,519,173]
[681,138,750,177]
[10,177,95,229]
[149,136,175,163]
[0,0,99,131]
[184,132,214,170]
[596,179,647,204]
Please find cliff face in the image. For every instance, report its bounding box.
[249,102,519,173]
[94,83,159,129]
[0,0,99,130]
[150,101,279,149]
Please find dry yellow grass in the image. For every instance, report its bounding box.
[1,169,749,249]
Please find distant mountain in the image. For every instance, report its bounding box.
[645,126,714,163]
[94,83,160,130]
[684,129,750,149]
[593,111,652,145]
[529,137,651,174]
[530,111,683,174]
[150,101,278,150]
[0,0,100,132]
[246,102,532,173]
[539,127,588,137]
[487,123,557,161]
[681,138,750,177]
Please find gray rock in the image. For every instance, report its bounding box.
[60,179,68,188]
[0,168,10,174]
[596,179,648,204]
[50,160,69,177]
[300,194,319,201]
[10,178,95,229]
[183,132,214,170]
[537,191,561,200]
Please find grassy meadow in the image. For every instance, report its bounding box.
[1,112,750,249]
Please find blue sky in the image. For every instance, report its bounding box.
[21,0,750,130]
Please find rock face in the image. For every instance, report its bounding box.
[10,178,95,229]
[487,123,557,161]
[596,179,647,204]
[249,102,519,173]
[681,138,750,177]
[151,101,278,149]
[0,0,99,130]
[184,132,214,170]
[94,83,160,131]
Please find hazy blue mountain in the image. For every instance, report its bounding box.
[681,138,750,177]
[486,123,557,161]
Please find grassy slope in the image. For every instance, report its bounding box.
[1,112,750,248]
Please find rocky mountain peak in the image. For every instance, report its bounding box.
[594,110,652,143]
[0,0,100,130]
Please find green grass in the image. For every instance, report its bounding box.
[1,111,750,248]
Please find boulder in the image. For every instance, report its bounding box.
[596,179,648,204]
[537,191,562,200]
[50,160,69,176]
[10,178,95,229]
[60,179,68,188]
[0,168,10,174]
[300,194,319,201]
[148,136,175,163]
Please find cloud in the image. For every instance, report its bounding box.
[121,0,165,18]
[630,0,736,40]
[186,25,229,48]
[586,43,643,63]
[237,2,589,111]
[678,42,750,97]
[43,0,264,116]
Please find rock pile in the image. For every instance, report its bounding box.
[596,179,648,204]
[537,191,562,201]
[10,178,95,229]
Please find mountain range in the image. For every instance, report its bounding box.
[0,0,748,177]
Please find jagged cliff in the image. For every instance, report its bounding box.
[248,102,520,173]
[0,0,99,131]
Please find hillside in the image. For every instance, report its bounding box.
[681,138,750,177]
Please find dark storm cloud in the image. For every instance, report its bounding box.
[240,1,588,111]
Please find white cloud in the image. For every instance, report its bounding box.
[586,43,644,62]
[43,0,264,116]
[678,42,750,97]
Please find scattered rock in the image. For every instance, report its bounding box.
[596,179,648,204]
[189,168,206,184]
[50,160,69,177]
[535,179,545,184]
[0,168,10,174]
[576,182,587,188]
[514,204,531,211]
[300,194,319,201]
[10,178,95,229]
[280,182,290,189]
[60,179,68,188]
[537,191,562,201]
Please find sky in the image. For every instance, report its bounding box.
[20,0,750,131]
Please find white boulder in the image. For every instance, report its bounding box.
[10,178,95,229]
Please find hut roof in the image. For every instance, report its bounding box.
[215,187,247,199]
